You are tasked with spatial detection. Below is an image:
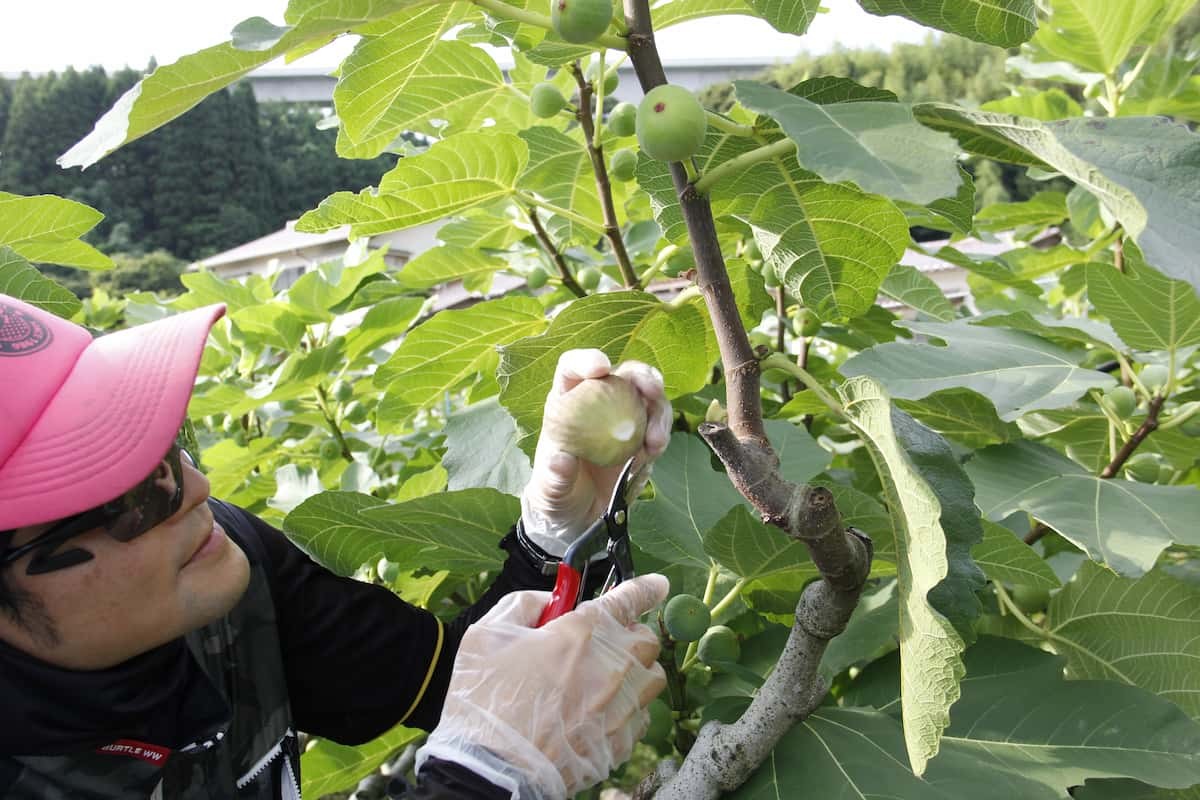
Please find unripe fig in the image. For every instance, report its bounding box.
[697,625,740,666]
[1180,414,1200,437]
[527,267,549,289]
[643,699,673,747]
[344,401,369,425]
[1102,385,1136,418]
[636,85,708,163]
[608,102,637,137]
[542,375,648,467]
[530,82,567,118]
[331,380,354,403]
[319,439,342,460]
[1006,583,1051,614]
[1140,364,1170,393]
[585,61,619,95]
[1124,452,1163,483]
[1158,463,1175,484]
[609,147,637,182]
[578,267,602,291]
[551,0,612,43]
[791,311,820,338]
[664,594,711,642]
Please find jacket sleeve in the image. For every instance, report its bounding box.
[216,503,556,744]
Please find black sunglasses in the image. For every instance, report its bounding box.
[0,444,187,575]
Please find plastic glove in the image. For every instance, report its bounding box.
[416,574,670,800]
[521,349,672,557]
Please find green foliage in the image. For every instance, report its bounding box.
[13,0,1200,796]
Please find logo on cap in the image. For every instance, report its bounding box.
[0,301,52,357]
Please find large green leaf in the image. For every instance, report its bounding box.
[283,489,519,576]
[397,245,507,292]
[1047,560,1200,721]
[974,191,1069,232]
[650,0,753,28]
[0,246,81,318]
[878,263,956,321]
[857,0,1036,47]
[940,636,1200,793]
[895,389,1020,449]
[972,519,1061,590]
[703,504,813,581]
[302,724,423,798]
[0,192,113,271]
[635,433,742,570]
[981,88,1083,121]
[708,142,908,322]
[442,398,532,496]
[914,110,1200,291]
[297,132,529,237]
[497,292,717,450]
[731,705,1057,799]
[966,440,1200,576]
[375,296,548,430]
[518,126,610,246]
[331,4,469,154]
[838,376,968,774]
[1087,250,1200,351]
[745,0,820,33]
[1031,0,1198,75]
[61,2,422,167]
[842,319,1115,421]
[734,81,963,205]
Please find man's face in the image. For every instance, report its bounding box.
[0,460,250,670]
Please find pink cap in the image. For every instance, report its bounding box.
[0,295,226,530]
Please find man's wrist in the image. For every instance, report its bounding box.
[503,520,561,577]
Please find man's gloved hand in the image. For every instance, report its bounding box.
[521,349,672,557]
[416,574,670,799]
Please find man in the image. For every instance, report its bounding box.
[0,295,673,799]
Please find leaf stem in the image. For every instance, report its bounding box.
[517,192,607,234]
[705,111,755,138]
[760,353,843,417]
[471,0,627,49]
[710,578,747,619]
[693,138,795,195]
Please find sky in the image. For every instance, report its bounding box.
[0,1,931,75]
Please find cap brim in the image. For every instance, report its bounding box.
[0,304,226,530]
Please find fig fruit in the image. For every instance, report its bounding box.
[319,439,342,460]
[585,61,619,95]
[551,0,612,43]
[527,267,549,290]
[697,625,740,666]
[331,380,354,403]
[1124,452,1163,483]
[643,699,674,747]
[1103,385,1136,418]
[344,401,369,425]
[578,267,602,291]
[636,84,707,163]
[1006,583,1051,614]
[791,311,820,338]
[530,82,567,118]
[609,147,637,182]
[663,594,710,642]
[1179,414,1200,437]
[1140,364,1169,393]
[608,102,637,137]
[542,375,647,467]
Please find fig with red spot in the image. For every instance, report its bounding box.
[551,0,612,43]
[636,84,708,163]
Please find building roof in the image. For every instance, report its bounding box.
[195,221,351,270]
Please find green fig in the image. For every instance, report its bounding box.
[530,82,568,118]
[636,84,707,163]
[609,147,637,182]
[1140,364,1170,393]
[697,625,740,666]
[1102,385,1137,418]
[551,0,612,43]
[663,594,711,642]
[585,61,619,95]
[578,267,602,291]
[527,267,550,290]
[608,102,637,137]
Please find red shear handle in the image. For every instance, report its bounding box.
[537,563,584,627]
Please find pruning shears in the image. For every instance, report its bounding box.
[536,457,640,627]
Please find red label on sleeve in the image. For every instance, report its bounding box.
[96,739,172,765]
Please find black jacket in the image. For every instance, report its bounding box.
[0,499,558,798]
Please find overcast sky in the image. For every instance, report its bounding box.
[0,1,932,74]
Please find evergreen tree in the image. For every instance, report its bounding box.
[0,74,52,193]
[226,82,275,238]
[0,77,11,156]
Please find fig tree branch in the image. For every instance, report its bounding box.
[622,1,872,796]
[569,62,640,289]
[526,206,587,298]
